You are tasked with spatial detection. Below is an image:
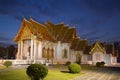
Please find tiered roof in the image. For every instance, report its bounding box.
[45,21,77,43]
[14,18,77,43]
[70,38,88,51]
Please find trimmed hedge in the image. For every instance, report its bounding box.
[26,64,48,80]
[4,61,12,68]
[65,61,71,66]
[96,61,105,67]
[68,63,81,73]
[96,62,101,67]
[101,61,105,66]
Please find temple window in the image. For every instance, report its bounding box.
[62,48,67,58]
[47,48,50,60]
[42,47,46,58]
[76,53,81,63]
[51,48,54,58]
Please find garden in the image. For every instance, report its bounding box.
[0,61,85,80]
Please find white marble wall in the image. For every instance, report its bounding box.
[92,52,106,65]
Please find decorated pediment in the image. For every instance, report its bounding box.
[20,25,32,40]
[14,18,33,42]
[90,41,105,54]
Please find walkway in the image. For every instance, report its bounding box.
[73,67,120,80]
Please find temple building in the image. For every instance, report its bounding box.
[13,18,118,65]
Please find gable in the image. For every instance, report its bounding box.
[14,19,33,42]
[20,24,32,40]
[90,42,105,54]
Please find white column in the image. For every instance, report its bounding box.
[20,41,23,59]
[31,40,33,60]
[34,40,37,60]
[67,45,70,60]
[56,41,61,60]
[38,42,42,59]
[17,42,20,59]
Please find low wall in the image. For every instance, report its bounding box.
[0,59,46,65]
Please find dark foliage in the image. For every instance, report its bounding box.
[65,61,71,66]
[26,64,48,80]
[68,63,81,73]
[4,61,12,68]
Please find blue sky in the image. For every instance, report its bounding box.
[0,0,120,45]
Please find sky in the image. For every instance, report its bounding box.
[0,0,120,45]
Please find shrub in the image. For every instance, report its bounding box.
[26,64,48,80]
[68,63,81,73]
[96,62,101,67]
[96,61,105,67]
[65,61,71,66]
[101,61,105,66]
[4,61,12,68]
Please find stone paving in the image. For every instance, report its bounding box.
[73,67,120,80]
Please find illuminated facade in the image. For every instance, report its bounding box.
[14,18,78,64]
[14,18,117,65]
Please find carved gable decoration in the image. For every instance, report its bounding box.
[20,25,32,40]
[90,41,105,54]
[14,19,33,42]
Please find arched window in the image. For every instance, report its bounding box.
[47,48,50,60]
[51,48,54,58]
[62,48,67,59]
[76,53,81,64]
[42,47,46,58]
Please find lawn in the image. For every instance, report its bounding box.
[0,66,83,80]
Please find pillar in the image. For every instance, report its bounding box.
[67,45,70,60]
[31,40,33,60]
[34,40,37,60]
[56,41,61,60]
[17,42,20,59]
[20,41,23,59]
[38,42,42,59]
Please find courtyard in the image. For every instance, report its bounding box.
[0,64,120,80]
[73,67,120,80]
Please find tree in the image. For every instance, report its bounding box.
[26,64,48,80]
[8,45,16,59]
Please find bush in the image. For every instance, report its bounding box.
[65,61,71,66]
[96,62,101,67]
[101,61,105,66]
[68,63,81,73]
[96,61,105,67]
[4,61,12,68]
[26,64,48,80]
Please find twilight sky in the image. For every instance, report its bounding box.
[0,0,120,45]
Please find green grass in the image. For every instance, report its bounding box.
[45,70,83,80]
[0,67,28,80]
[0,66,6,69]
[0,66,83,80]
